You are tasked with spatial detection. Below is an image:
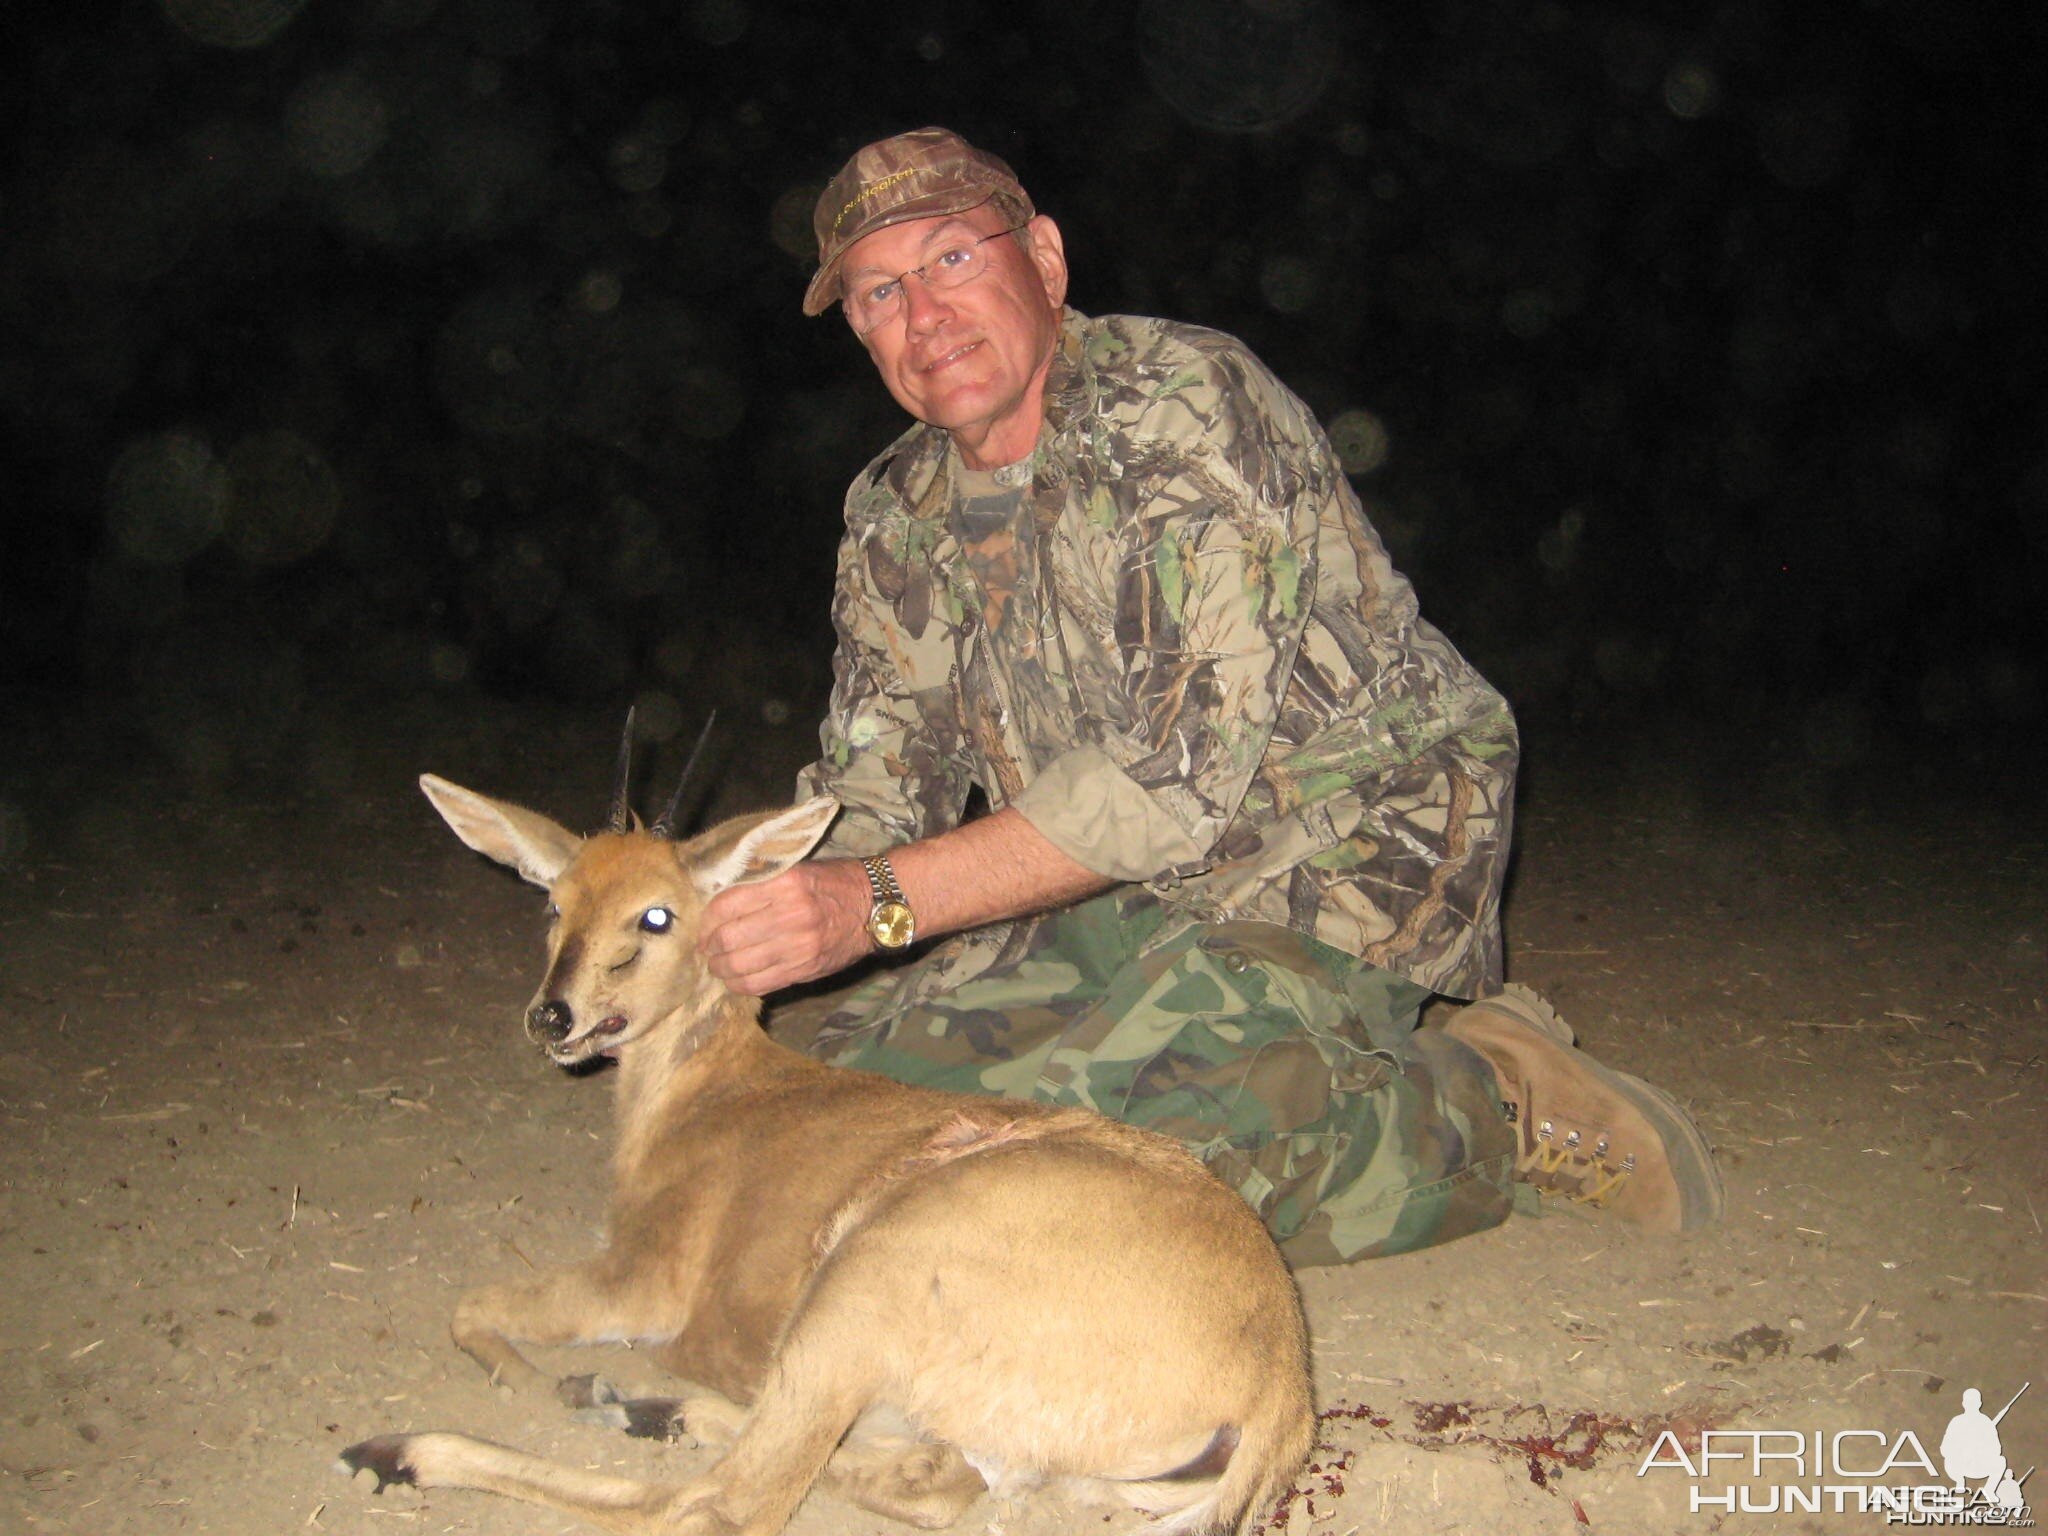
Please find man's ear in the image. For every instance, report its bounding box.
[1025,214,1068,310]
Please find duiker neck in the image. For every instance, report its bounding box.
[609,984,770,1167]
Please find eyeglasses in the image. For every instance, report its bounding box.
[843,224,1030,336]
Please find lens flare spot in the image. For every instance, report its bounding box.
[1662,60,1719,120]
[225,431,342,566]
[1258,255,1319,316]
[285,71,389,177]
[107,433,229,566]
[162,0,308,49]
[1327,410,1390,477]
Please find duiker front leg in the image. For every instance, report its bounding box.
[340,1431,688,1536]
[454,1259,668,1395]
[556,1372,706,1444]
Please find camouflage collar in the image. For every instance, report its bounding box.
[882,421,952,521]
[1039,306,1095,443]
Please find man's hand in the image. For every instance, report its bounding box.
[700,809,1112,998]
[699,857,876,997]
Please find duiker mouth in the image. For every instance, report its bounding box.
[527,998,631,1062]
[551,1013,630,1063]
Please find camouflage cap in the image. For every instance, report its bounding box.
[803,127,1034,317]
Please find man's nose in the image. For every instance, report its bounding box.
[901,271,954,330]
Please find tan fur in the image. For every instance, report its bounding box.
[339,777,1314,1536]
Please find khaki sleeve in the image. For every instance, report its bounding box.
[1008,743,1209,881]
[1029,434,1318,880]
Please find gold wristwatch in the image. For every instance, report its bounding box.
[860,854,917,951]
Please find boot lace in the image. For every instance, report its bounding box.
[1504,1101,1636,1209]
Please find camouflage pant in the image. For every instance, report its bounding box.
[778,888,1519,1268]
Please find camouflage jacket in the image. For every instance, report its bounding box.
[797,310,1518,998]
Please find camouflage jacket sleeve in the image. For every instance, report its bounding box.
[794,429,973,858]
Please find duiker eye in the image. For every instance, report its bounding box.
[639,907,674,933]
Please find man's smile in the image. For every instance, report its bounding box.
[916,340,985,374]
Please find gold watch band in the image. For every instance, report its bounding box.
[861,854,916,950]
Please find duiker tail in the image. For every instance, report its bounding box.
[1142,1372,1315,1536]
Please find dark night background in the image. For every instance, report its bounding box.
[3,0,2043,839]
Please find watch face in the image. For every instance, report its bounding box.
[868,900,916,949]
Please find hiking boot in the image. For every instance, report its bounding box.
[1443,984,1724,1231]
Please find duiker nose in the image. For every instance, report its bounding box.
[526,999,573,1045]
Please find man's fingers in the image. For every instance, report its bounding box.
[700,879,802,957]
[698,861,866,996]
[701,879,776,933]
[702,912,833,995]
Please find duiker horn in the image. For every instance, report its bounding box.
[607,707,637,834]
[650,711,717,841]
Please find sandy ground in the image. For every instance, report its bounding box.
[2,692,2042,1535]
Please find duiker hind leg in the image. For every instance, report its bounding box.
[655,1364,875,1535]
[568,1381,980,1528]
[822,1422,984,1529]
[665,1269,975,1536]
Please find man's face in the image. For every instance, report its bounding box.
[841,207,1068,471]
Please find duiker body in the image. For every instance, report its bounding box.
[338,770,1313,1536]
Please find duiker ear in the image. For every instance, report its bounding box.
[690,797,841,898]
[420,774,583,889]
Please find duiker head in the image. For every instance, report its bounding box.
[420,774,838,1066]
